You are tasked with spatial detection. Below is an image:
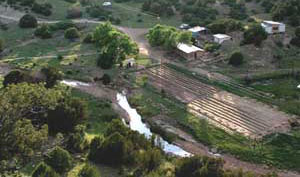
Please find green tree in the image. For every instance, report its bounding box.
[41,66,63,88]
[0,83,66,160]
[19,14,38,28]
[35,24,52,39]
[228,51,244,66]
[12,119,48,158]
[47,97,87,134]
[242,23,267,46]
[64,27,80,39]
[45,146,73,173]
[3,70,28,87]
[79,163,101,177]
[93,23,138,68]
[32,162,59,177]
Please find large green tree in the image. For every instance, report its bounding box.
[93,23,138,69]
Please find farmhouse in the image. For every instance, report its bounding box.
[213,34,231,44]
[188,26,207,38]
[176,43,204,60]
[261,21,285,34]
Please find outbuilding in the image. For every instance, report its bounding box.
[103,1,112,7]
[261,21,285,34]
[188,26,207,38]
[177,43,204,60]
[213,34,231,44]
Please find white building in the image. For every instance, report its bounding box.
[213,34,231,44]
[188,26,207,37]
[261,21,285,34]
[102,1,112,7]
[177,43,204,60]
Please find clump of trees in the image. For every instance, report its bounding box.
[32,162,59,177]
[147,24,192,50]
[142,0,175,16]
[94,22,138,69]
[67,7,83,19]
[79,163,101,177]
[32,2,53,16]
[45,147,73,173]
[86,5,111,20]
[271,0,300,27]
[19,14,38,28]
[64,27,81,39]
[242,23,268,46]
[207,18,243,34]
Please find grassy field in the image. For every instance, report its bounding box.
[128,81,300,171]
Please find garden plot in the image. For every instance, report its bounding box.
[143,65,291,138]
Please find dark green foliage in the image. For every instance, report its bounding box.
[50,21,77,31]
[19,14,37,28]
[204,42,220,52]
[67,125,88,152]
[47,97,87,134]
[142,0,175,16]
[41,66,63,88]
[228,51,244,66]
[290,27,300,47]
[0,39,3,52]
[242,23,268,46]
[83,33,94,43]
[32,2,52,16]
[64,27,80,39]
[175,156,224,177]
[3,70,33,87]
[271,0,300,26]
[97,52,114,69]
[45,147,73,174]
[101,74,111,85]
[207,18,243,34]
[86,5,111,19]
[35,24,52,39]
[79,163,101,177]
[67,7,83,19]
[32,162,59,177]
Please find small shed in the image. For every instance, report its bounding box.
[261,21,285,34]
[102,1,112,7]
[177,43,204,60]
[188,26,207,38]
[213,34,231,44]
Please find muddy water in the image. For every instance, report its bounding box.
[117,93,191,157]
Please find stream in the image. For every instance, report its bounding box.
[61,80,191,157]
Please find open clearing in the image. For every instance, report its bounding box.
[142,64,291,138]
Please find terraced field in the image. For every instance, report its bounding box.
[143,65,291,138]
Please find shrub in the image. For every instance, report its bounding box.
[64,27,80,39]
[229,51,244,66]
[67,7,83,19]
[102,74,111,85]
[32,162,59,177]
[41,66,63,88]
[50,21,77,31]
[35,24,52,39]
[83,33,94,43]
[67,125,88,152]
[32,2,52,16]
[3,70,32,87]
[79,164,101,177]
[45,147,72,173]
[19,14,38,28]
[204,42,220,52]
[0,39,3,52]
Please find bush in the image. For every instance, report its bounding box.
[35,24,52,39]
[67,7,83,19]
[32,162,59,177]
[64,27,80,39]
[102,74,111,85]
[50,21,77,31]
[41,66,63,88]
[45,147,73,173]
[3,70,33,87]
[0,39,3,52]
[19,14,38,28]
[32,2,52,16]
[79,164,101,177]
[67,125,88,152]
[229,51,244,66]
[204,42,220,52]
[83,33,94,43]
